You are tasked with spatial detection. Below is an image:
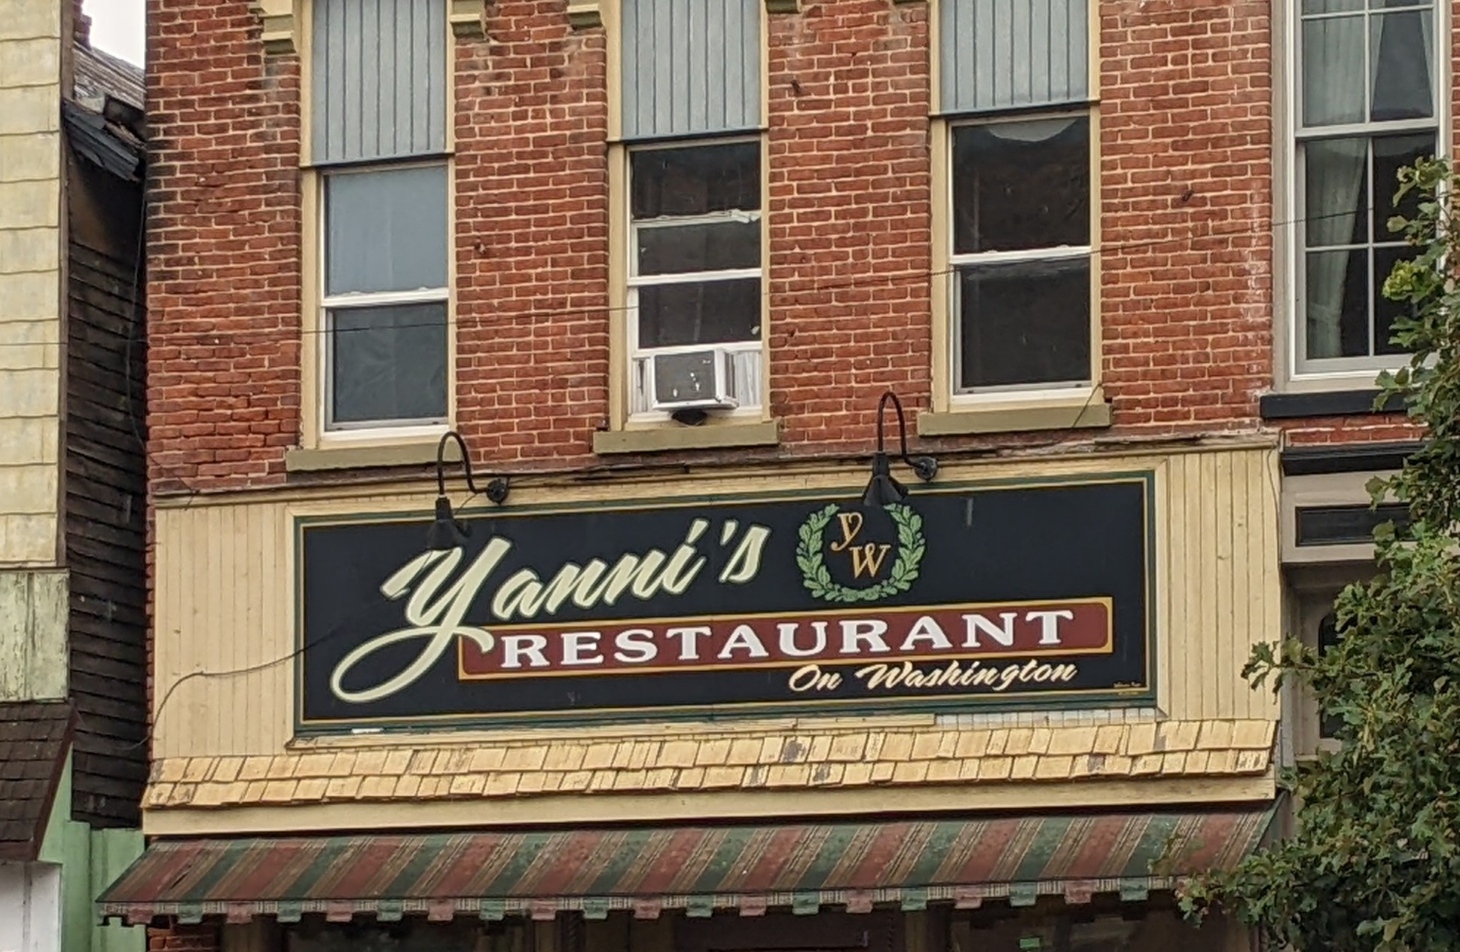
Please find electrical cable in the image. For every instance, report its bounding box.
[62,196,1422,754]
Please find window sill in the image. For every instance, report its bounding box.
[1259,389,1406,420]
[592,419,780,455]
[918,395,1112,437]
[284,439,459,473]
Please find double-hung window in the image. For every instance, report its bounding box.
[938,0,1095,401]
[310,0,450,432]
[617,0,764,421]
[1294,0,1441,373]
[628,140,762,414]
[950,116,1092,391]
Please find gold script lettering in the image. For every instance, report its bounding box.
[847,543,892,578]
[829,512,863,552]
[787,663,842,693]
[328,543,508,704]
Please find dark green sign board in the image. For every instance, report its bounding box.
[295,474,1155,731]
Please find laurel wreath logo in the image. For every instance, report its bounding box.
[795,503,925,603]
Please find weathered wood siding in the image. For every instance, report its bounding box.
[0,570,69,701]
[64,156,148,827]
[150,445,1281,760]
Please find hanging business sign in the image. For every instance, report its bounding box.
[295,473,1155,731]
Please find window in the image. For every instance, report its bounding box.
[322,165,449,428]
[309,0,450,433]
[612,0,765,425]
[628,141,762,414]
[288,920,478,952]
[1292,583,1369,756]
[1295,0,1440,372]
[950,115,1093,393]
[935,0,1097,406]
[1316,610,1345,739]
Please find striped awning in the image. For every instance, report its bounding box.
[98,808,1274,925]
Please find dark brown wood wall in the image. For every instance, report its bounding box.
[64,152,147,827]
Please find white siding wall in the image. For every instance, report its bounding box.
[0,862,62,952]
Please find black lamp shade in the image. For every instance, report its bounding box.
[426,496,469,551]
[861,453,908,508]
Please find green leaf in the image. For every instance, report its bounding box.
[1185,156,1460,952]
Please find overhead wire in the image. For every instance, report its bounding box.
[0,203,1418,349]
[66,197,1414,755]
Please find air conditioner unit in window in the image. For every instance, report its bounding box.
[649,347,740,412]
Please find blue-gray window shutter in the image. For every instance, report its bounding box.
[311,0,448,165]
[940,0,1090,114]
[621,0,761,140]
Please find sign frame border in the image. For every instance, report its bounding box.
[291,470,1159,736]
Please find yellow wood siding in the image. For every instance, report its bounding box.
[1159,448,1280,720]
[0,0,64,567]
[151,444,1280,761]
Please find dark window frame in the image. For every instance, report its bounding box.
[947,111,1096,395]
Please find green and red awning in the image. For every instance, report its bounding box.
[99,808,1274,925]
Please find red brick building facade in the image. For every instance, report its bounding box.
[143,0,1296,488]
[126,0,1451,949]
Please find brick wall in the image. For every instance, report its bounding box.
[1097,0,1272,431]
[147,0,1431,498]
[72,0,90,47]
[450,3,610,466]
[146,0,302,493]
[764,2,930,451]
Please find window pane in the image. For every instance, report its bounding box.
[1373,244,1419,355]
[637,220,760,275]
[1371,132,1436,240]
[1370,10,1433,122]
[1304,137,1368,247]
[1316,611,1349,739]
[952,117,1090,254]
[1302,0,1362,12]
[1304,248,1369,358]
[957,257,1091,389]
[325,165,448,296]
[631,142,760,219]
[329,302,447,425]
[637,278,760,348]
[1302,16,1366,127]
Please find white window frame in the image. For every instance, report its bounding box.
[317,161,451,436]
[625,137,765,422]
[945,109,1098,406]
[1286,0,1449,383]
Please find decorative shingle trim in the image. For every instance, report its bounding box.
[247,0,297,55]
[450,0,487,39]
[567,0,604,30]
[143,719,1277,811]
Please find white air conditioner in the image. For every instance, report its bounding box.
[648,347,740,412]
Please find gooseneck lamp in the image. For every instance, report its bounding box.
[862,391,938,508]
[427,430,510,551]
